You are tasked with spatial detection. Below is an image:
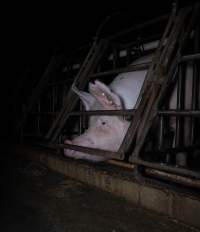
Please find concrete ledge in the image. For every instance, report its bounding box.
[13,144,200,229]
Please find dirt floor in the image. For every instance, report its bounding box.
[1,154,199,232]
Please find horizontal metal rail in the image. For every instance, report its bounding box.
[145,169,200,189]
[30,110,200,117]
[180,53,200,62]
[133,158,200,179]
[90,62,151,79]
[30,110,136,116]
[158,110,200,117]
[38,143,124,160]
[69,109,136,116]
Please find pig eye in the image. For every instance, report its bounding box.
[101,121,106,125]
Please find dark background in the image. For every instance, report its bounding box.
[6,1,175,81]
[2,0,196,138]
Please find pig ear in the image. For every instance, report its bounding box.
[89,80,122,110]
[72,86,95,110]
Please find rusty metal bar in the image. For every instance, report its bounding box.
[120,8,177,157]
[39,143,123,160]
[145,168,200,189]
[106,160,135,169]
[158,110,200,116]
[133,158,200,179]
[131,5,200,161]
[46,39,109,142]
[90,62,151,79]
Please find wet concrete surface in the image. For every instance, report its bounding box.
[1,154,199,232]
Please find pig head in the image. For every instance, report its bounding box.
[64,80,130,161]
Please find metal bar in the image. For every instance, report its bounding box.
[68,109,135,116]
[158,110,200,116]
[191,25,200,144]
[108,14,169,40]
[38,143,123,160]
[90,62,151,78]
[133,158,200,179]
[180,53,200,62]
[158,116,164,150]
[145,168,200,189]
[130,5,199,161]
[79,103,83,135]
[29,109,200,117]
[45,40,99,140]
[175,63,185,147]
[16,55,63,132]
[30,110,135,117]
[106,160,134,169]
[37,100,41,135]
[119,9,177,156]
[46,39,109,141]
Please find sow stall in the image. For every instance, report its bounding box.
[15,2,200,229]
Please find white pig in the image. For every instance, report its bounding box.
[64,55,152,161]
[64,54,193,161]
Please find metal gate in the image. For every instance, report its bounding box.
[17,3,200,189]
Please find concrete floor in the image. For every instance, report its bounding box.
[1,155,198,232]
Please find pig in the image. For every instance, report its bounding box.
[64,55,152,161]
[63,54,194,162]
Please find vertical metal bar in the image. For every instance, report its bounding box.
[191,25,200,145]
[79,102,83,135]
[52,85,55,113]
[175,63,185,147]
[158,115,164,150]
[37,100,41,136]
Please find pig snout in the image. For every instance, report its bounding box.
[63,136,115,162]
[64,139,75,157]
[63,138,96,158]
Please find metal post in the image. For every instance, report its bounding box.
[158,115,164,150]
[175,63,185,147]
[79,102,83,135]
[191,25,200,145]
